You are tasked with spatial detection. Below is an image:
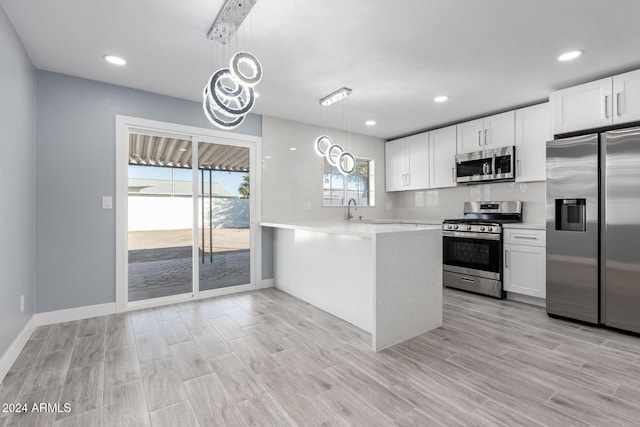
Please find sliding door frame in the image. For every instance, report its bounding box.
[115,115,262,312]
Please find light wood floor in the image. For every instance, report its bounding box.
[2,288,640,426]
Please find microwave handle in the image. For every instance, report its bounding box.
[491,153,496,177]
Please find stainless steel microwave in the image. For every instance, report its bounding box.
[455,146,515,184]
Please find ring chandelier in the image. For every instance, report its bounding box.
[203,51,263,130]
[314,135,356,175]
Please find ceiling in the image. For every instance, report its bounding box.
[3,0,640,140]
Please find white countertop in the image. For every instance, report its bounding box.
[503,223,546,230]
[260,221,441,237]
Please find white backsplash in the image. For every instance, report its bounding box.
[261,116,396,223]
[262,116,545,225]
[392,181,546,224]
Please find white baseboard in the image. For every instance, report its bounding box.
[34,302,117,327]
[506,292,546,308]
[0,316,35,384]
[261,279,275,288]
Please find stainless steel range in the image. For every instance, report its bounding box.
[442,201,523,298]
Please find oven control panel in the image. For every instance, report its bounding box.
[442,223,501,234]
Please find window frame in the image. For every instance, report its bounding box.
[322,157,375,207]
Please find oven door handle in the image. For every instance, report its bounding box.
[443,231,501,240]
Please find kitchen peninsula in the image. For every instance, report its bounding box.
[261,221,442,351]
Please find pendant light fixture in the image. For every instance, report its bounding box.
[203,0,262,130]
[314,88,356,175]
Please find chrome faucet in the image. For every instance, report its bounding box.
[347,198,357,220]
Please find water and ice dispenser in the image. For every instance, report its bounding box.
[555,198,586,232]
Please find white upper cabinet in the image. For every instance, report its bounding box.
[406,133,430,190]
[515,103,550,182]
[385,138,407,192]
[551,77,612,135]
[484,111,516,149]
[551,69,640,135]
[384,133,429,192]
[456,118,484,154]
[613,69,640,124]
[429,125,457,189]
[456,111,515,154]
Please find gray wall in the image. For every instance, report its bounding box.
[0,6,37,355]
[36,71,261,312]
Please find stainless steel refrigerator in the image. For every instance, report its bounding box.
[546,126,640,333]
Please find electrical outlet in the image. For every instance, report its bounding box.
[20,295,24,313]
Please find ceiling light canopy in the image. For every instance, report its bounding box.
[104,55,126,66]
[434,95,449,103]
[320,87,352,106]
[207,0,257,45]
[558,50,583,61]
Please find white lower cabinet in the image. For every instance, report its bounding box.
[503,228,546,299]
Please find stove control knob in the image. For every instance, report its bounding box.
[488,226,493,232]
[466,225,471,231]
[454,225,459,230]
[447,225,452,229]
[480,226,485,231]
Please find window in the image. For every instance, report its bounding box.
[323,158,375,206]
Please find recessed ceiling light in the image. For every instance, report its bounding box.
[558,50,583,62]
[365,120,376,126]
[104,55,126,66]
[434,95,449,103]
[289,147,297,151]
[265,155,271,159]
[179,148,187,152]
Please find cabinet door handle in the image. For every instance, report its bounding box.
[617,92,622,116]
[402,173,406,186]
[451,167,455,182]
[505,250,509,268]
[461,277,475,283]
[484,129,488,145]
[517,159,521,177]
[513,235,538,240]
[478,130,482,146]
[406,173,410,187]
[605,95,610,118]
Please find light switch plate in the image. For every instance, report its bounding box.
[102,196,113,209]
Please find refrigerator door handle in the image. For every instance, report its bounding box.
[605,95,610,118]
[505,249,509,268]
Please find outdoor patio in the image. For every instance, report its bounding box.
[128,228,250,301]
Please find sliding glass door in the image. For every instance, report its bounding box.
[127,134,194,302]
[198,142,251,291]
[125,130,254,306]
